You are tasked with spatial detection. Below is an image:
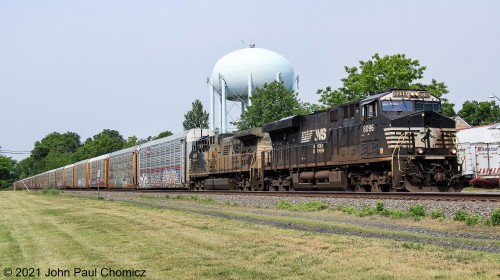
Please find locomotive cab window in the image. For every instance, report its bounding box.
[330,109,338,122]
[349,104,356,118]
[362,102,377,118]
[382,100,413,112]
[416,102,441,112]
[343,106,349,118]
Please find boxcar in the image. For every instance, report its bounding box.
[108,146,137,188]
[74,159,89,188]
[63,164,74,188]
[88,154,109,188]
[55,168,64,189]
[138,129,213,189]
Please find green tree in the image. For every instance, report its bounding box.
[458,101,500,126]
[123,135,139,148]
[234,80,311,130]
[317,53,454,115]
[14,157,34,179]
[124,131,174,148]
[73,129,125,161]
[0,151,17,189]
[155,130,173,139]
[16,132,82,176]
[441,99,456,117]
[183,99,209,130]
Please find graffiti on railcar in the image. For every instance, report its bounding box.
[161,168,181,187]
[111,175,133,187]
[139,168,181,188]
[77,178,86,187]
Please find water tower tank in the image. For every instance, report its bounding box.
[211,47,295,101]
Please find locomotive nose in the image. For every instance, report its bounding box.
[391,110,455,129]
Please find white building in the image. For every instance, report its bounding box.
[457,123,500,178]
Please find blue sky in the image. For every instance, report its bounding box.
[1,1,499,160]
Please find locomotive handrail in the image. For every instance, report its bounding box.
[452,133,466,171]
[391,132,411,177]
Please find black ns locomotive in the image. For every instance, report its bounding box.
[263,89,462,192]
[189,89,463,192]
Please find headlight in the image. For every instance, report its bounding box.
[451,148,457,155]
[416,147,425,155]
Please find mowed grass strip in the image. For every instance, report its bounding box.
[0,192,498,280]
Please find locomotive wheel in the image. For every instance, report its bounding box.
[348,185,369,192]
[437,185,451,192]
[404,184,440,192]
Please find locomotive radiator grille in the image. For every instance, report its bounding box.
[384,127,456,149]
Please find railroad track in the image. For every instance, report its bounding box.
[58,189,500,202]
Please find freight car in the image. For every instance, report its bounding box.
[13,90,463,192]
[457,124,500,179]
[188,89,463,192]
[14,129,213,190]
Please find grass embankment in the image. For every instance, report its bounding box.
[0,191,499,279]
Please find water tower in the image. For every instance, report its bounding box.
[208,45,297,133]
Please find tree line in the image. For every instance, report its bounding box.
[236,53,500,130]
[2,52,499,188]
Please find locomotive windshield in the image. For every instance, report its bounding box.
[381,100,441,112]
[416,101,441,112]
[382,100,414,112]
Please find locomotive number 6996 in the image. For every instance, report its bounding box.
[362,124,375,133]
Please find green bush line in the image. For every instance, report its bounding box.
[165,194,215,204]
[277,200,328,211]
[40,188,61,196]
[276,199,500,227]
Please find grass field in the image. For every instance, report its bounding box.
[0,191,498,279]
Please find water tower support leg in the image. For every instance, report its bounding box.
[209,78,215,130]
[248,72,253,107]
[221,78,227,133]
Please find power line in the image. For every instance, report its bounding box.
[0,150,31,155]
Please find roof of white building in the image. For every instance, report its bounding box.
[457,123,500,143]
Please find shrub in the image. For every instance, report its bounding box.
[408,204,426,217]
[390,210,407,219]
[465,214,481,226]
[430,209,445,219]
[375,201,385,212]
[453,210,469,222]
[301,201,328,211]
[277,200,328,211]
[358,207,376,217]
[491,209,500,226]
[380,208,393,217]
[468,177,499,189]
[277,199,294,210]
[340,206,357,214]
[41,188,60,196]
[374,201,393,216]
